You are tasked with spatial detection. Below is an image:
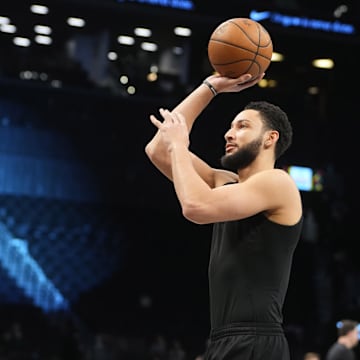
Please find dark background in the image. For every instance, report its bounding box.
[0,0,359,359]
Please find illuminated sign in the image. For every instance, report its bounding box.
[250,9,355,35]
[285,165,324,192]
[117,0,194,11]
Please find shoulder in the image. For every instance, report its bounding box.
[246,168,297,191]
[257,168,293,180]
[248,169,302,225]
[260,168,300,196]
[212,168,296,190]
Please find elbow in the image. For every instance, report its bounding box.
[145,142,169,169]
[145,141,166,163]
[182,201,211,225]
[145,142,154,160]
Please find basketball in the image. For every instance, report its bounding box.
[207,18,273,79]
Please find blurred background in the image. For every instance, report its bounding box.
[0,0,359,359]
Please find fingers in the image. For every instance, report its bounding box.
[231,72,265,85]
[149,108,170,128]
[150,108,185,128]
[236,73,265,89]
[170,111,183,124]
[149,109,174,129]
[149,114,162,129]
[237,73,252,84]
[159,108,174,122]
[160,108,184,123]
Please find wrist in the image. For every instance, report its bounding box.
[202,80,218,97]
[168,141,188,152]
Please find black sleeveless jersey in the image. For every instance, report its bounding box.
[208,213,303,329]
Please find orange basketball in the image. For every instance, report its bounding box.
[208,18,273,79]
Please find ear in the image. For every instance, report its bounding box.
[264,130,279,148]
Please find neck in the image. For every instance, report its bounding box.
[237,159,275,181]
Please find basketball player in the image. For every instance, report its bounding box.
[145,72,303,360]
[325,319,359,360]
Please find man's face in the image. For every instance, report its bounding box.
[350,327,360,347]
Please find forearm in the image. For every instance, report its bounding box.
[172,81,216,127]
[169,144,211,221]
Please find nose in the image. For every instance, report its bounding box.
[224,128,234,141]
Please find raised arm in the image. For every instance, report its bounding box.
[144,73,263,185]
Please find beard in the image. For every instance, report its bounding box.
[220,137,263,172]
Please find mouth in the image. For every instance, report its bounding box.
[225,144,237,153]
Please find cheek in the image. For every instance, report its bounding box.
[236,131,257,143]
[234,130,248,139]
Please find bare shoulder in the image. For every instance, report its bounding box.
[251,168,298,188]
[256,168,302,225]
[257,168,301,201]
[212,167,296,191]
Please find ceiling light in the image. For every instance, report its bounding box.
[35,35,52,45]
[20,70,33,79]
[174,26,191,37]
[312,58,334,69]
[0,16,10,25]
[147,72,157,82]
[119,75,128,84]
[67,17,85,28]
[1,24,16,33]
[117,35,135,45]
[333,4,348,18]
[127,85,136,94]
[13,37,31,47]
[34,25,52,35]
[150,65,158,73]
[141,42,157,52]
[271,52,284,62]
[134,27,151,37]
[107,51,118,60]
[30,4,49,15]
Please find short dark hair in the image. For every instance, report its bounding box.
[244,100,292,160]
[337,319,358,336]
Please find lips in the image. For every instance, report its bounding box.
[225,144,237,152]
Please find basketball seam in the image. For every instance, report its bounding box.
[254,22,261,71]
[211,59,263,67]
[227,19,271,47]
[208,40,272,62]
[209,39,271,52]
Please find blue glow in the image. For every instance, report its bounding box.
[250,10,271,22]
[117,0,194,10]
[250,10,355,35]
[288,166,313,192]
[0,223,69,312]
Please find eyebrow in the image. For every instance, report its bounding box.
[231,118,250,127]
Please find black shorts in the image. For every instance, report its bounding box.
[204,322,290,360]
